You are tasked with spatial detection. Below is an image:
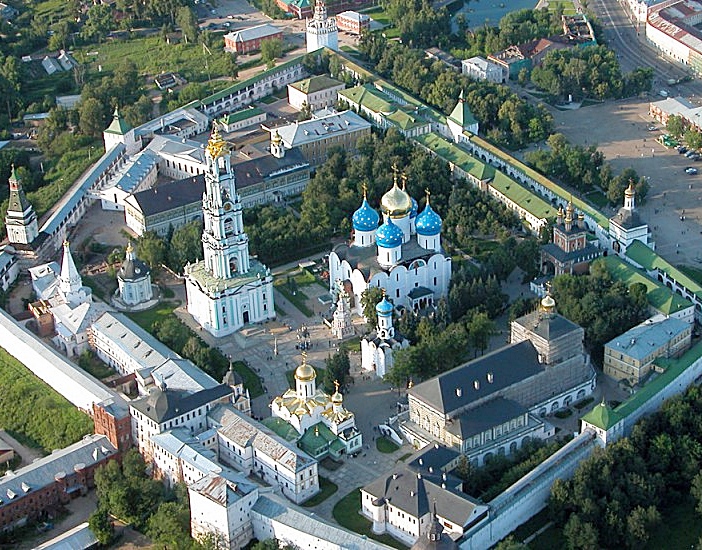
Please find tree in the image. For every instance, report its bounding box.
[361,287,384,328]
[168,220,203,272]
[685,128,702,150]
[260,38,283,68]
[323,350,351,392]
[89,506,114,545]
[467,311,496,357]
[137,231,167,268]
[78,97,106,138]
[176,6,198,44]
[147,501,192,549]
[298,101,312,122]
[494,536,528,550]
[81,4,113,42]
[666,114,685,138]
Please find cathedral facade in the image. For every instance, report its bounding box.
[185,126,275,337]
[329,179,452,317]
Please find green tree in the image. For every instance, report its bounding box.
[298,101,312,122]
[89,506,114,545]
[168,220,203,272]
[685,128,702,150]
[260,38,283,68]
[78,97,106,138]
[323,350,351,392]
[147,501,192,549]
[81,4,113,42]
[467,311,496,357]
[361,286,384,328]
[137,231,167,268]
[666,114,685,138]
[176,6,198,44]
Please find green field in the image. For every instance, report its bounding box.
[545,0,578,15]
[126,301,178,331]
[76,36,238,83]
[0,347,93,453]
[301,476,338,507]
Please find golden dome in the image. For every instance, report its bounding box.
[295,362,316,382]
[625,181,635,196]
[381,181,412,218]
[541,295,556,311]
[331,381,343,403]
[272,130,282,145]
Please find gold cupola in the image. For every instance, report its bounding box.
[206,122,229,159]
[380,170,412,218]
[294,353,316,381]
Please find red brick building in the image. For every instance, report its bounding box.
[93,399,132,454]
[336,11,370,34]
[0,435,118,531]
[223,24,283,54]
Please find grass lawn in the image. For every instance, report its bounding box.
[546,0,577,14]
[376,436,399,454]
[511,508,552,543]
[332,488,407,550]
[126,301,178,331]
[274,282,314,317]
[678,264,702,287]
[260,95,279,104]
[76,36,237,83]
[339,336,362,354]
[584,189,609,208]
[301,476,338,507]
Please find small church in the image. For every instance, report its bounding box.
[361,292,409,378]
[609,181,652,255]
[270,354,362,458]
[113,242,156,309]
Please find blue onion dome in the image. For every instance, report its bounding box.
[410,196,419,219]
[380,181,412,218]
[352,194,380,232]
[415,196,442,236]
[376,217,404,248]
[376,294,394,315]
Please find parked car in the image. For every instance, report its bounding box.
[679,146,688,154]
[686,150,696,157]
[648,125,657,131]
[685,167,698,175]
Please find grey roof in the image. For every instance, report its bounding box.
[445,397,527,439]
[35,522,98,550]
[127,174,204,217]
[252,494,394,549]
[118,256,150,281]
[605,316,691,361]
[227,23,281,43]
[275,110,371,147]
[362,465,483,527]
[512,309,582,342]
[409,340,543,415]
[235,148,309,190]
[406,443,461,472]
[0,435,116,509]
[610,206,646,230]
[541,242,601,264]
[211,405,315,473]
[150,428,222,474]
[130,384,233,423]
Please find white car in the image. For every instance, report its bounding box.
[685,167,698,175]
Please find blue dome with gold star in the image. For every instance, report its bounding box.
[410,197,419,219]
[416,201,442,236]
[376,217,403,248]
[352,197,380,232]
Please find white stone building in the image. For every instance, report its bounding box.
[306,0,338,53]
[609,182,652,256]
[103,108,142,156]
[287,75,345,111]
[4,166,38,246]
[184,126,275,337]
[209,405,320,504]
[116,242,154,306]
[461,56,505,83]
[329,182,451,316]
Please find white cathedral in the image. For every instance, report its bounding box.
[328,178,452,317]
[184,125,275,337]
[306,0,338,53]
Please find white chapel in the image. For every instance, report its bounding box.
[184,125,275,337]
[306,0,338,53]
[361,292,409,378]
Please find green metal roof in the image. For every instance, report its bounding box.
[7,167,31,213]
[448,91,478,128]
[261,417,300,441]
[601,255,694,315]
[200,56,305,107]
[614,339,702,420]
[220,107,265,125]
[289,75,343,94]
[625,240,702,301]
[104,108,132,135]
[489,170,556,221]
[468,134,609,229]
[298,422,337,455]
[581,401,623,431]
[339,84,394,113]
[414,133,495,181]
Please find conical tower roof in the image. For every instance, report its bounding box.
[59,240,83,297]
[6,165,32,213]
[448,90,477,129]
[104,108,132,136]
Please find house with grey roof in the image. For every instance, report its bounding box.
[0,435,117,532]
[401,295,595,466]
[603,315,692,385]
[361,464,488,545]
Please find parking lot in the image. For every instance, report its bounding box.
[550,97,702,265]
